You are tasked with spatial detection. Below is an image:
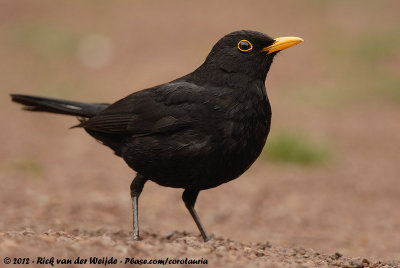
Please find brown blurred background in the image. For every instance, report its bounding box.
[1,0,399,261]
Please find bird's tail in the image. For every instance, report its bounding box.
[10,94,109,118]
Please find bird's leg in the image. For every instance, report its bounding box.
[182,189,210,242]
[130,174,148,241]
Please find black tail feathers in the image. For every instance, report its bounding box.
[11,94,109,118]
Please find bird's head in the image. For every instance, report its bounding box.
[202,30,303,82]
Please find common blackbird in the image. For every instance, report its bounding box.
[11,30,303,241]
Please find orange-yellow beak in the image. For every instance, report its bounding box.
[261,37,304,54]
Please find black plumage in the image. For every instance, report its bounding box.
[11,30,303,241]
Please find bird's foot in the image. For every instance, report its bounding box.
[164,230,177,240]
[202,233,215,242]
[133,234,141,241]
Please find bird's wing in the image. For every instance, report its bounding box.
[78,81,215,135]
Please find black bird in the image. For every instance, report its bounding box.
[11,30,303,241]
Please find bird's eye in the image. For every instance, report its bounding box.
[237,40,253,52]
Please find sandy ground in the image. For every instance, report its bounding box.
[2,230,399,267]
[1,1,400,267]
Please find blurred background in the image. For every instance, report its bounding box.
[1,0,399,261]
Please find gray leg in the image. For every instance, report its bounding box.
[130,174,147,241]
[182,189,210,242]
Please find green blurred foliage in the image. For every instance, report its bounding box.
[9,22,79,59]
[13,159,44,179]
[6,22,85,98]
[319,29,400,103]
[354,32,400,64]
[262,131,331,165]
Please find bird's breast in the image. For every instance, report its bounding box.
[209,90,271,184]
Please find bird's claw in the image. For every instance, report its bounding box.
[133,234,141,241]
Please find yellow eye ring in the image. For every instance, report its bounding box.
[237,40,253,52]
